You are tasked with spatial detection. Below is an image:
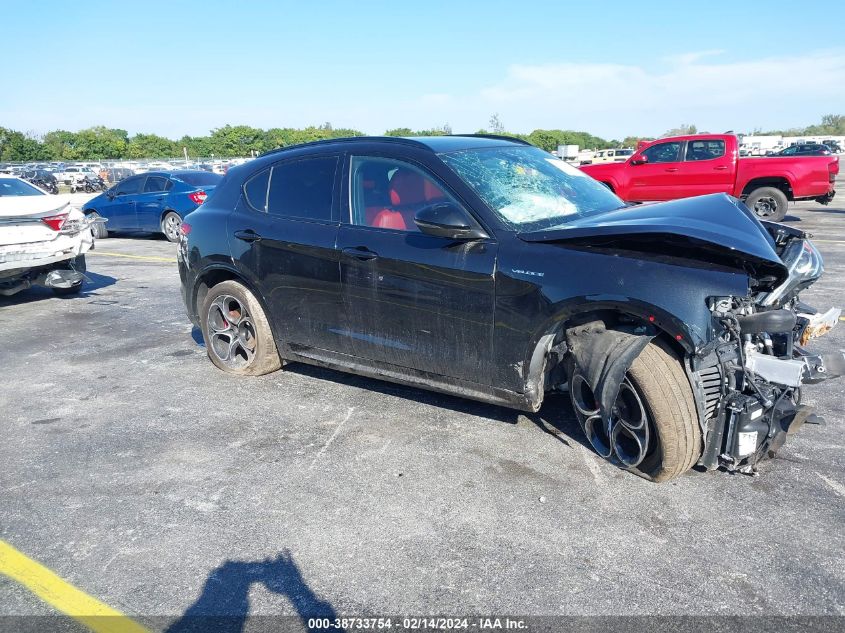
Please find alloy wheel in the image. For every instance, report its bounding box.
[206,295,257,369]
[163,213,181,241]
[571,374,654,468]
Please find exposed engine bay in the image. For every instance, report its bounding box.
[557,219,843,477]
[692,224,844,473]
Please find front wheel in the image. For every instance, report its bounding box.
[568,339,702,482]
[199,280,282,376]
[745,187,788,222]
[161,211,182,243]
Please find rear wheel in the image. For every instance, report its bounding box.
[161,211,182,243]
[200,280,282,376]
[568,339,702,482]
[746,187,788,222]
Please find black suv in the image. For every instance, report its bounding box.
[178,135,843,482]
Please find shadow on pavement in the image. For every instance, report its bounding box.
[285,362,586,450]
[0,271,117,306]
[165,550,341,633]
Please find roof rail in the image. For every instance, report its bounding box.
[257,135,429,158]
[452,133,532,146]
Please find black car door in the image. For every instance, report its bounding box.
[227,154,343,353]
[335,154,498,384]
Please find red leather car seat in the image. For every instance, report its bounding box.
[371,208,408,230]
[368,168,449,231]
[389,169,428,207]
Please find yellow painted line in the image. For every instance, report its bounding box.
[840,316,845,322]
[812,239,845,244]
[88,251,176,263]
[0,540,151,633]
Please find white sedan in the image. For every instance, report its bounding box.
[0,176,97,297]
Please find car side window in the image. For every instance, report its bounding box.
[143,176,169,193]
[266,157,337,221]
[349,156,457,232]
[685,140,726,161]
[243,168,270,212]
[642,142,682,163]
[781,146,797,155]
[116,177,142,195]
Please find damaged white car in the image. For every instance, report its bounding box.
[0,176,96,297]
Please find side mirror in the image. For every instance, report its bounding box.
[630,154,648,165]
[107,190,116,199]
[414,203,487,240]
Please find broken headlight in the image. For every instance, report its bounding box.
[758,239,824,307]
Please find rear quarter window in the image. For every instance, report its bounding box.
[243,168,270,212]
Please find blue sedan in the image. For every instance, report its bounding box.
[83,170,223,242]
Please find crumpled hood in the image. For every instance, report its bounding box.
[518,193,788,285]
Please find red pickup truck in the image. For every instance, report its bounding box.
[580,134,838,221]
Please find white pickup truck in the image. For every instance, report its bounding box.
[0,176,96,297]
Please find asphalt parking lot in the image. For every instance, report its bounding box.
[2,183,844,630]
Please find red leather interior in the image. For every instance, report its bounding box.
[424,178,447,203]
[361,166,448,230]
[371,209,408,230]
[389,169,429,206]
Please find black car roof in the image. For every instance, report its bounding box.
[257,134,530,160]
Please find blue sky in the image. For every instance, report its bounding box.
[2,0,844,139]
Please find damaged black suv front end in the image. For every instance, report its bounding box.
[692,222,843,473]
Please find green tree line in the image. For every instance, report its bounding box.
[12,114,840,162]
[0,121,629,162]
[762,114,845,137]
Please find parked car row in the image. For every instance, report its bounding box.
[0,157,251,187]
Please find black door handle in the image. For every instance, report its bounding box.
[341,246,378,261]
[234,229,262,243]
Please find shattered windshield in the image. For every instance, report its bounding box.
[439,145,624,231]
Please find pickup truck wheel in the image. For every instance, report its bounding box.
[200,280,282,376]
[86,211,108,239]
[568,339,702,482]
[746,187,788,222]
